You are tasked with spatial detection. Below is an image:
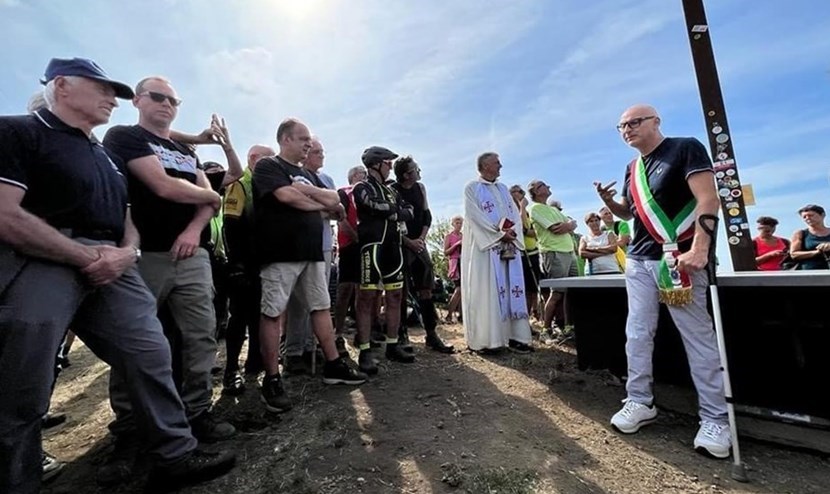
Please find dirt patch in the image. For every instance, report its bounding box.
[43,323,829,493]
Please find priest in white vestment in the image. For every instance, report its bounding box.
[461,152,533,352]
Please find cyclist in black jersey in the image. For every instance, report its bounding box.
[353,146,416,374]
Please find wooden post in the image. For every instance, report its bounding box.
[682,0,757,271]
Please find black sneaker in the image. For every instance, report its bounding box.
[358,350,378,375]
[42,452,64,483]
[386,343,415,363]
[283,355,310,376]
[190,410,236,443]
[97,434,140,486]
[146,448,235,492]
[322,358,368,385]
[508,339,534,354]
[222,370,245,396]
[260,374,292,413]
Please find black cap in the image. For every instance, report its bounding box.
[361,146,398,166]
[41,58,134,99]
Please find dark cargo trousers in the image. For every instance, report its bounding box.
[0,247,196,494]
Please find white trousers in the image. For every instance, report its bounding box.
[624,259,728,424]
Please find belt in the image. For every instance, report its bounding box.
[58,227,119,241]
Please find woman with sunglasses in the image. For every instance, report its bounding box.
[578,212,621,275]
[753,216,789,271]
[790,204,830,270]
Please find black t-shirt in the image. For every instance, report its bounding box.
[391,182,427,240]
[622,137,713,260]
[103,125,207,252]
[252,156,324,264]
[0,110,128,240]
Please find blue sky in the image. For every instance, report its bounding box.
[2,0,829,270]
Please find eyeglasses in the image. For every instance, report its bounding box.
[587,218,600,223]
[616,116,655,132]
[140,91,182,107]
[409,167,421,174]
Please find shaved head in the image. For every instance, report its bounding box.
[247,144,275,170]
[620,104,660,121]
[618,103,663,154]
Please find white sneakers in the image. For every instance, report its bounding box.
[610,401,732,459]
[694,420,732,459]
[610,400,658,434]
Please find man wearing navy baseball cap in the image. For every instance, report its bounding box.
[0,58,235,493]
[41,57,135,99]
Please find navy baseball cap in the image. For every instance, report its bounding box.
[41,58,134,99]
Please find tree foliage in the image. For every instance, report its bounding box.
[426,217,453,281]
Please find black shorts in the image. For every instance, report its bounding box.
[522,250,542,293]
[360,241,405,291]
[404,247,435,291]
[338,243,360,284]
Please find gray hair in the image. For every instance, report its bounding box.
[347,165,367,184]
[42,75,84,109]
[28,91,48,113]
[477,152,498,171]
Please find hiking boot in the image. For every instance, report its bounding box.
[322,357,368,385]
[42,452,64,483]
[335,336,349,358]
[386,343,415,363]
[397,327,414,354]
[97,434,140,486]
[611,400,658,434]
[425,334,455,354]
[146,448,236,492]
[222,370,245,396]
[694,421,732,459]
[508,339,534,354]
[283,355,310,376]
[190,410,236,443]
[358,350,378,375]
[260,374,292,413]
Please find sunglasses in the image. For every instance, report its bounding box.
[140,91,182,107]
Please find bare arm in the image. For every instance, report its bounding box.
[594,180,634,221]
[126,155,220,208]
[0,183,98,267]
[184,171,217,234]
[275,186,326,211]
[789,230,827,261]
[292,182,340,208]
[676,171,721,272]
[119,207,140,250]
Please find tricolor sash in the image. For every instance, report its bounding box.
[629,157,696,305]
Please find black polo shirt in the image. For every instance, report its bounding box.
[622,137,713,260]
[0,109,128,240]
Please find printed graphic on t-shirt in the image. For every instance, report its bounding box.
[149,143,198,175]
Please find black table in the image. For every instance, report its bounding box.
[541,272,830,422]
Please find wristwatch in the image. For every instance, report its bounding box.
[133,247,142,262]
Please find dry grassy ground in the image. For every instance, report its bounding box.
[43,323,829,494]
